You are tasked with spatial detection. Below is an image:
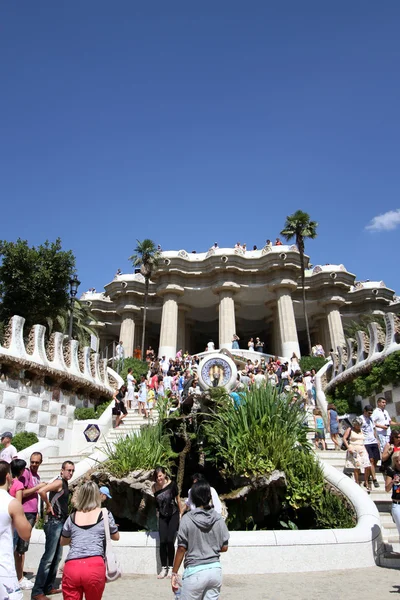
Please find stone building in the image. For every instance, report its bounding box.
[82,245,399,359]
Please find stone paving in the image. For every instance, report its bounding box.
[23,567,400,599]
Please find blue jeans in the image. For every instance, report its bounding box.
[31,518,64,597]
[182,567,222,600]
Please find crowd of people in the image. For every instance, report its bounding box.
[0,438,228,600]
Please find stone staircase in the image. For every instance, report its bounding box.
[39,409,159,483]
[307,410,400,568]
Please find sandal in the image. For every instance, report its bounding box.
[157,567,168,579]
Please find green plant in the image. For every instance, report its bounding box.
[299,356,327,373]
[74,400,111,421]
[280,210,318,355]
[119,357,148,385]
[313,487,356,529]
[12,431,39,451]
[129,239,161,357]
[202,385,312,478]
[285,449,324,509]
[103,422,177,478]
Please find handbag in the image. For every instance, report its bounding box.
[102,508,122,582]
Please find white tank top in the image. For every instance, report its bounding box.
[0,489,17,579]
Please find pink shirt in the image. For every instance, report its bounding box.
[19,468,41,513]
[9,479,24,499]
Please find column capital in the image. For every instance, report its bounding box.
[157,284,184,298]
[321,296,346,310]
[271,281,298,295]
[116,305,141,317]
[212,282,240,296]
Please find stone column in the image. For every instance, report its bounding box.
[158,293,180,359]
[119,311,138,358]
[326,303,345,351]
[177,305,190,354]
[216,285,239,350]
[275,287,300,358]
[134,323,143,354]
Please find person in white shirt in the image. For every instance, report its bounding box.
[372,397,396,453]
[206,340,215,352]
[0,433,18,464]
[126,368,136,410]
[361,405,381,488]
[185,474,222,515]
[254,370,266,389]
[161,356,169,376]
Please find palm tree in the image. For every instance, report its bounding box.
[129,239,161,358]
[280,210,318,356]
[48,300,99,346]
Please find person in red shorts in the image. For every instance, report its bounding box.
[60,482,119,600]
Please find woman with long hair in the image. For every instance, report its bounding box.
[343,417,371,491]
[171,479,229,599]
[112,385,127,428]
[152,467,183,579]
[60,481,119,600]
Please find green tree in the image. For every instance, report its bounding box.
[280,210,318,356]
[48,299,99,346]
[129,239,161,358]
[0,238,75,329]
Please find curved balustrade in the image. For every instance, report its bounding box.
[0,315,116,396]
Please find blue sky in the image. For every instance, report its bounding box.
[1,1,399,296]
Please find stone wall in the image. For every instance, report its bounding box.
[0,315,116,449]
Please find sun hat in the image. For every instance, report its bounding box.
[99,486,112,499]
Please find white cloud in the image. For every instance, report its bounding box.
[365,208,400,232]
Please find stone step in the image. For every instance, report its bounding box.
[43,454,87,465]
[378,551,400,569]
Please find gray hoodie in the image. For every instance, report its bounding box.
[177,508,230,569]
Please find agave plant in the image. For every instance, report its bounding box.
[202,385,312,478]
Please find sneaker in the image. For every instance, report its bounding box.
[19,577,34,590]
[157,567,168,579]
[373,479,380,488]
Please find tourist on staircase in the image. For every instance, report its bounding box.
[360,405,381,489]
[380,431,400,474]
[327,404,341,451]
[372,397,396,454]
[342,418,371,492]
[126,368,136,410]
[112,386,128,428]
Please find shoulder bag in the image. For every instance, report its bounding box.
[102,508,122,582]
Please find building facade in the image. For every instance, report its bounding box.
[83,245,399,360]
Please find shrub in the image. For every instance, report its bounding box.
[103,422,177,478]
[299,356,327,373]
[202,385,312,478]
[74,400,111,421]
[118,358,148,385]
[12,431,39,451]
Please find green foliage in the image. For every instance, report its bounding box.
[202,385,311,478]
[344,314,386,339]
[299,356,327,373]
[0,238,75,329]
[74,401,111,421]
[12,431,39,451]
[49,300,99,346]
[128,239,161,276]
[331,351,400,408]
[103,422,177,478]
[119,357,149,384]
[285,449,324,509]
[313,488,356,529]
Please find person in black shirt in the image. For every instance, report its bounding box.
[152,466,183,579]
[385,451,400,536]
[32,461,75,600]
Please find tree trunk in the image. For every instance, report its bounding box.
[141,277,149,359]
[177,420,191,495]
[299,250,312,355]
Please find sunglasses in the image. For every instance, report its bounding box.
[64,469,75,473]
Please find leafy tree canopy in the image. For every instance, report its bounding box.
[0,238,76,329]
[280,210,318,253]
[129,239,161,277]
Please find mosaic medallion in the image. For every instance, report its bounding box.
[84,424,100,442]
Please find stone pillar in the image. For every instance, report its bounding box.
[276,287,300,358]
[177,305,190,354]
[134,323,143,355]
[119,311,138,358]
[326,303,345,351]
[218,291,237,350]
[158,293,179,359]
